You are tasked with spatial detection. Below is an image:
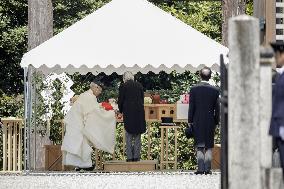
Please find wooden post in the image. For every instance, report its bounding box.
[165,129,169,169]
[254,0,276,45]
[18,123,23,171]
[99,151,103,169]
[95,149,99,169]
[147,123,151,160]
[160,127,164,170]
[174,128,178,170]
[265,0,276,45]
[3,123,7,171]
[228,15,261,189]
[8,124,12,171]
[28,0,53,170]
[254,0,265,20]
[13,123,17,171]
[253,0,264,44]
[222,0,246,46]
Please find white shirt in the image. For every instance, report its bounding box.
[275,66,284,140]
[201,80,210,84]
[276,66,284,74]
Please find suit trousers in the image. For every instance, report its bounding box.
[196,147,212,172]
[277,138,284,179]
[125,131,141,160]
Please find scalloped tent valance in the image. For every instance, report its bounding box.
[21,0,228,75]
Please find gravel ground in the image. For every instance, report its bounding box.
[0,171,220,189]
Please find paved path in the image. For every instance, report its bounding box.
[0,171,220,189]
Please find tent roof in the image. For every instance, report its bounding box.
[21,0,228,75]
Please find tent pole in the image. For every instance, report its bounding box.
[24,67,28,171]
[25,66,33,172]
[33,70,37,170]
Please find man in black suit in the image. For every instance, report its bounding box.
[270,42,284,178]
[118,71,146,162]
[188,67,220,175]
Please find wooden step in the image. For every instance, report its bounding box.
[103,160,158,172]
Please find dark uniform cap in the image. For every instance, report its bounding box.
[270,41,284,53]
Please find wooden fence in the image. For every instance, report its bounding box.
[1,118,23,172]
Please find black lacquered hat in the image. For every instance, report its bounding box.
[271,41,284,53]
[91,76,105,89]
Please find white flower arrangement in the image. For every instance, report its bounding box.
[144,97,152,104]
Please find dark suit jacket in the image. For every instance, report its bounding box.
[188,82,220,148]
[270,73,284,137]
[118,80,146,134]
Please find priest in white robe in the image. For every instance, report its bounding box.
[61,81,116,169]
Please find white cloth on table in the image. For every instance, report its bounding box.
[61,89,116,168]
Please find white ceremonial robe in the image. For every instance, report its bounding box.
[61,89,116,168]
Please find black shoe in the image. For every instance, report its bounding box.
[204,171,212,175]
[132,158,140,162]
[126,159,133,162]
[83,166,95,171]
[194,171,204,175]
[76,164,95,172]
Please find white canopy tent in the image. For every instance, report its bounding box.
[21,0,228,75]
[21,0,228,171]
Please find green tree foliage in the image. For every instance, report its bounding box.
[0,0,111,94]
[246,0,253,15]
[156,1,222,42]
[0,1,27,94]
[0,0,223,95]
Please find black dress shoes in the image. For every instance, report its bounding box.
[126,159,140,162]
[204,171,212,175]
[83,165,95,171]
[194,171,204,175]
[75,164,95,172]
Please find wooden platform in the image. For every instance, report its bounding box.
[212,144,221,170]
[103,160,158,172]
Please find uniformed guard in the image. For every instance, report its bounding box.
[270,41,284,179]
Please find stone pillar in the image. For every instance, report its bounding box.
[268,168,284,189]
[259,47,273,188]
[228,15,261,189]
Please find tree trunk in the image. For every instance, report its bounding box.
[28,0,53,170]
[222,0,247,46]
[28,0,53,50]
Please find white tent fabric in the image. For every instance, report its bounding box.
[21,0,228,75]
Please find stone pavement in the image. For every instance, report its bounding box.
[0,171,220,189]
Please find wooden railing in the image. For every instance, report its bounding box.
[0,105,188,171]
[1,118,23,172]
